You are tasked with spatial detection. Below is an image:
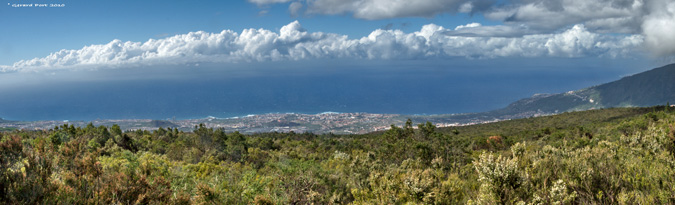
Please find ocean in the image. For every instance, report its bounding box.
[0,59,645,121]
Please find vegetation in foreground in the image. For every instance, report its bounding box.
[1,106,675,204]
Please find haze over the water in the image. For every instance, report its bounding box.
[0,58,650,121]
[1,0,674,121]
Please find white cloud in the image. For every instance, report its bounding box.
[248,0,292,6]
[0,65,14,73]
[483,0,675,56]
[3,21,643,72]
[250,0,493,19]
[305,0,490,20]
[245,0,674,56]
[431,24,641,58]
[289,2,303,17]
[454,22,482,30]
[458,2,474,13]
[642,0,675,56]
[485,0,644,34]
[446,24,535,37]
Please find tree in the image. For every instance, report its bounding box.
[111,124,123,139]
[404,119,414,138]
[226,131,247,162]
[212,128,227,151]
[417,121,436,139]
[194,123,213,150]
[384,124,404,140]
[117,134,137,152]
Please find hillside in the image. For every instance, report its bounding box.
[2,106,675,203]
[422,63,675,123]
[495,63,675,116]
[594,63,675,107]
[406,64,675,125]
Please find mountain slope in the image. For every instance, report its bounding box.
[494,63,675,116]
[412,63,675,124]
[594,64,675,107]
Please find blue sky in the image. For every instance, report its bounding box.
[1,0,675,120]
[1,0,503,66]
[2,0,672,71]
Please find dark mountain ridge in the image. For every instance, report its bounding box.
[492,63,675,117]
[413,63,675,124]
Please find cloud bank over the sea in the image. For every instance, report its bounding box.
[251,0,675,57]
[0,21,642,72]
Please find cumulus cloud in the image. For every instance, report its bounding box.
[484,0,675,56]
[486,0,645,34]
[246,0,675,56]
[252,0,643,33]
[2,21,643,72]
[642,0,675,56]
